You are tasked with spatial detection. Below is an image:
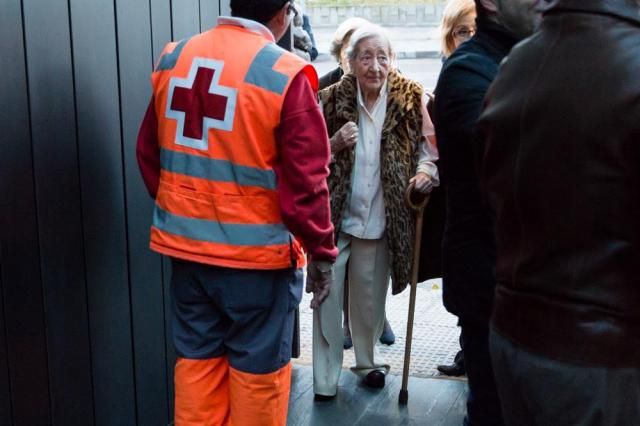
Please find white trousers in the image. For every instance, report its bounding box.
[312,233,391,396]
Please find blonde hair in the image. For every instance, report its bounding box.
[440,0,477,58]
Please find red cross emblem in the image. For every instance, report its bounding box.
[166,58,237,150]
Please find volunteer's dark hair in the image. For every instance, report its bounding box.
[230,0,290,26]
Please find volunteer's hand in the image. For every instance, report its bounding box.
[306,260,334,309]
[330,122,358,155]
[409,172,434,194]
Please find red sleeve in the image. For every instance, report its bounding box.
[136,96,160,198]
[275,72,338,262]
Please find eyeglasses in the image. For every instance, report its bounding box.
[452,27,475,40]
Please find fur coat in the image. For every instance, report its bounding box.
[319,70,424,295]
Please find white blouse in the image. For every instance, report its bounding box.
[340,81,439,240]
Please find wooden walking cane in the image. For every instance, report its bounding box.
[399,183,430,405]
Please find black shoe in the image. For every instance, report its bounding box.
[379,325,395,345]
[343,335,353,349]
[436,362,465,377]
[363,370,385,389]
[314,393,336,402]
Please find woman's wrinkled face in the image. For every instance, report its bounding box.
[349,35,391,96]
[451,13,476,50]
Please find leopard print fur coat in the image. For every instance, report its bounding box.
[319,70,424,295]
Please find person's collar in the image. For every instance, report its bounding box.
[475,14,521,55]
[217,16,275,42]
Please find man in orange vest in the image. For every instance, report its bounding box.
[136,1,338,424]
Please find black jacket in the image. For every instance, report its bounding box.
[478,0,640,367]
[433,17,519,324]
[319,67,343,91]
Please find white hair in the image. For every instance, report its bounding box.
[345,24,395,64]
[332,17,371,45]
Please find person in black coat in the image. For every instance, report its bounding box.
[478,0,640,423]
[426,0,477,379]
[433,1,541,424]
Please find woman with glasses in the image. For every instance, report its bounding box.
[440,0,477,59]
[428,0,477,380]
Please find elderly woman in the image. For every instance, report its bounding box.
[312,24,439,399]
[320,17,397,350]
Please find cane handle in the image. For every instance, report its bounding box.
[405,182,430,212]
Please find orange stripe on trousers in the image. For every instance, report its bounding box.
[229,363,292,426]
[175,357,230,426]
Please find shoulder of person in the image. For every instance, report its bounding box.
[439,47,497,90]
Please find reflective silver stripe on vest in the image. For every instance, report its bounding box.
[244,43,289,95]
[160,148,276,190]
[156,38,190,71]
[153,206,290,246]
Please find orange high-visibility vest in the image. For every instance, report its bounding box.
[149,22,318,270]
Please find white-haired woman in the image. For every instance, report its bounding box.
[312,24,439,399]
[318,17,370,90]
[321,17,398,352]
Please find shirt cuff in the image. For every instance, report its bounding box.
[416,162,440,187]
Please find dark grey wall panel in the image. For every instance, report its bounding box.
[3,0,225,423]
[0,0,51,424]
[116,0,170,424]
[172,0,201,40]
[22,0,96,423]
[162,257,176,421]
[70,0,136,424]
[0,270,12,426]
[200,0,220,31]
[150,0,172,64]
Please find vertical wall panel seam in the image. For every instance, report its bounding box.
[148,0,155,69]
[169,0,174,40]
[111,0,139,423]
[198,0,202,33]
[19,0,52,422]
[65,1,96,424]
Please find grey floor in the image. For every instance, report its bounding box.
[289,279,468,424]
[287,365,468,426]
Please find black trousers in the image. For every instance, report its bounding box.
[490,328,640,426]
[460,321,504,426]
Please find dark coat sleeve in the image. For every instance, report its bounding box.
[318,67,344,91]
[432,53,499,323]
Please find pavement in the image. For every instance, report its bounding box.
[311,24,442,61]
